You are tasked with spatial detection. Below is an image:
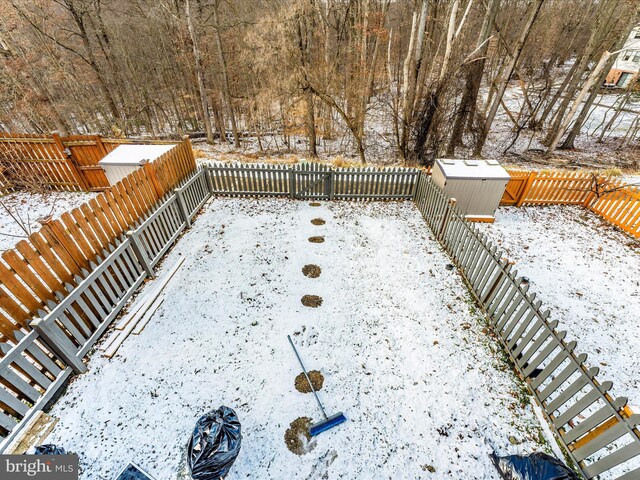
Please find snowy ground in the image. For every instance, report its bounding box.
[478,206,640,407]
[0,191,96,252]
[46,199,553,479]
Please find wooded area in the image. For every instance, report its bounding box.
[0,0,639,165]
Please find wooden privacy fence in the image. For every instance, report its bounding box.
[0,138,195,345]
[0,166,208,451]
[0,133,177,192]
[501,170,640,238]
[416,176,640,479]
[590,178,640,238]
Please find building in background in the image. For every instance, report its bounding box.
[605,25,640,88]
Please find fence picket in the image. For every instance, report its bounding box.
[416,175,640,479]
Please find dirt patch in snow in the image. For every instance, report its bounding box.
[46,199,552,479]
[302,264,321,278]
[285,417,314,455]
[309,202,321,207]
[294,370,324,393]
[301,295,323,308]
[308,236,324,243]
[311,218,326,225]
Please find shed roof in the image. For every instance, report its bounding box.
[435,158,511,180]
[98,144,176,167]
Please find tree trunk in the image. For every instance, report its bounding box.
[474,0,546,157]
[185,0,214,143]
[560,13,639,149]
[446,0,500,156]
[212,1,240,147]
[305,88,318,157]
[546,51,612,153]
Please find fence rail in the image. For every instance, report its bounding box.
[415,175,640,479]
[0,167,209,452]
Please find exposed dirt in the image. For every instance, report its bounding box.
[301,295,323,308]
[309,202,321,207]
[308,236,325,243]
[311,218,326,226]
[302,264,321,278]
[294,370,324,393]
[284,417,314,455]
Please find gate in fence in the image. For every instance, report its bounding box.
[205,162,421,200]
[414,175,640,480]
[291,163,333,199]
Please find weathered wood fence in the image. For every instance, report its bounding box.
[1,157,638,476]
[205,161,421,200]
[0,133,177,192]
[415,175,640,479]
[0,140,199,450]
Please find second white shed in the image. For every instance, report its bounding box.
[98,144,176,186]
[432,159,510,222]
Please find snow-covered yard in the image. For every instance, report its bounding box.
[0,191,96,251]
[478,206,640,408]
[46,199,553,479]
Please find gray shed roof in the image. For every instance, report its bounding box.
[435,159,511,180]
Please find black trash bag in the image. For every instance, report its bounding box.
[33,444,66,455]
[187,406,241,480]
[490,452,579,480]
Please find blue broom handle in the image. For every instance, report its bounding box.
[287,335,328,420]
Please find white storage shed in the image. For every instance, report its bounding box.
[98,144,176,186]
[432,159,510,222]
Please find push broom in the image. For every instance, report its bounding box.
[287,335,347,436]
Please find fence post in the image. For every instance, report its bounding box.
[411,170,422,200]
[327,170,334,200]
[174,188,192,228]
[94,135,109,157]
[439,198,457,240]
[31,316,87,374]
[204,166,215,195]
[52,133,89,191]
[142,161,164,201]
[126,230,155,278]
[516,172,537,207]
[582,174,605,208]
[289,167,296,199]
